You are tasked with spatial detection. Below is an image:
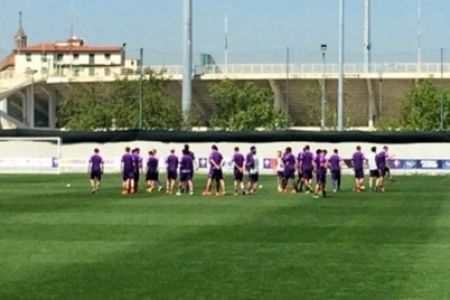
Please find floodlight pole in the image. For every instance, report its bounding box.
[337,0,345,131]
[321,44,327,130]
[224,1,229,74]
[440,47,444,130]
[139,48,144,129]
[417,0,422,73]
[364,0,371,72]
[285,47,290,117]
[182,0,193,122]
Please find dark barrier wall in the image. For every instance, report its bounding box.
[1,129,450,144]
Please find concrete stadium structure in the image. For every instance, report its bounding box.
[2,6,449,130]
[1,62,450,130]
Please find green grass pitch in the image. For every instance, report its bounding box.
[1,174,450,299]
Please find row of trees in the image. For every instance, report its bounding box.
[57,74,290,131]
[58,71,183,130]
[57,72,449,131]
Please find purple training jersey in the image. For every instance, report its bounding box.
[318,154,327,169]
[232,153,245,172]
[132,153,142,172]
[166,154,179,172]
[146,156,158,173]
[301,151,314,171]
[376,151,387,169]
[89,154,103,172]
[296,152,303,168]
[329,154,341,171]
[122,153,134,173]
[282,152,296,172]
[209,151,223,170]
[180,154,194,173]
[245,153,255,171]
[352,151,365,170]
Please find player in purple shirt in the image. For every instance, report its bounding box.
[121,147,135,195]
[352,145,366,192]
[300,145,314,193]
[184,145,197,194]
[231,147,245,196]
[328,149,342,193]
[184,144,198,181]
[88,148,104,194]
[295,149,304,193]
[245,146,258,194]
[281,147,297,193]
[145,150,159,193]
[314,150,328,198]
[203,145,225,196]
[376,146,389,192]
[152,149,163,191]
[165,149,179,195]
[132,148,143,194]
[177,149,194,196]
[381,145,396,182]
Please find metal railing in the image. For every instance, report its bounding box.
[1,63,450,89]
[151,63,450,76]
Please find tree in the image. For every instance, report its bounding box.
[208,80,290,131]
[400,79,449,131]
[57,71,183,130]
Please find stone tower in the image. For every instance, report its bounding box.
[15,11,27,49]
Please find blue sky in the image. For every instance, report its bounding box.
[1,0,449,65]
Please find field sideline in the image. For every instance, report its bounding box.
[1,174,450,299]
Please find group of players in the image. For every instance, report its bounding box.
[276,145,393,198]
[87,143,393,197]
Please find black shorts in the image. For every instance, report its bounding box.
[331,170,341,181]
[180,171,193,182]
[370,170,380,178]
[380,168,387,177]
[167,170,177,180]
[234,172,244,182]
[249,173,259,183]
[146,172,159,181]
[302,170,313,180]
[90,171,102,181]
[211,169,224,181]
[134,172,140,182]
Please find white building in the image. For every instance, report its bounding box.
[14,37,126,78]
[0,13,138,130]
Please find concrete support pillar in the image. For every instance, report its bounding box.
[25,84,35,128]
[48,89,57,129]
[0,98,7,129]
[366,79,376,129]
[269,79,288,113]
[0,98,7,114]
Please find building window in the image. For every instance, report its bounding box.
[105,53,111,61]
[26,54,32,62]
[73,54,79,61]
[89,54,95,65]
[41,55,47,63]
[105,68,111,76]
[56,53,63,62]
